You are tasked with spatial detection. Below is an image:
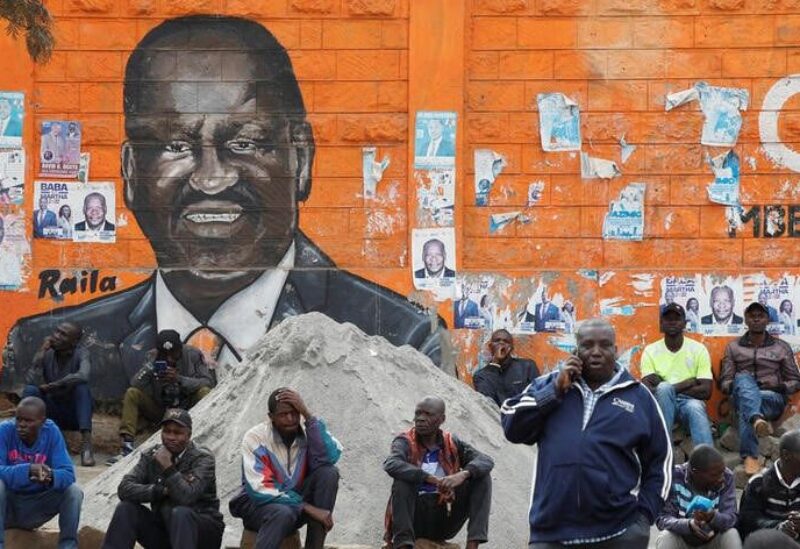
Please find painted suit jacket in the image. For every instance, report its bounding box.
[2,233,445,400]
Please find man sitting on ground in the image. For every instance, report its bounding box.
[102,408,224,549]
[109,329,216,464]
[22,322,95,466]
[383,396,494,549]
[229,388,342,549]
[0,397,83,549]
[641,304,714,447]
[719,302,800,475]
[656,445,741,548]
[740,430,800,542]
[472,329,539,406]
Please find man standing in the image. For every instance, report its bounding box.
[108,330,215,464]
[383,396,493,549]
[641,303,714,447]
[740,430,800,541]
[656,445,741,548]
[102,408,224,549]
[229,388,341,549]
[414,239,455,279]
[502,318,672,548]
[32,196,57,238]
[472,329,539,406]
[719,302,800,475]
[73,192,115,233]
[0,397,83,549]
[21,322,94,466]
[701,286,743,325]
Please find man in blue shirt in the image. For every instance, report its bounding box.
[0,397,83,549]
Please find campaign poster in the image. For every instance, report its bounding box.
[414,111,456,169]
[697,276,746,337]
[602,183,646,241]
[39,120,81,178]
[660,276,703,333]
[411,227,456,292]
[0,211,26,290]
[0,150,25,205]
[743,274,800,337]
[71,182,116,243]
[0,92,24,148]
[537,92,581,152]
[416,168,455,227]
[474,149,506,206]
[516,281,577,335]
[33,180,73,240]
[454,276,494,330]
[707,150,740,206]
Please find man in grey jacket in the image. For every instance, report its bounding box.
[102,408,224,548]
[108,330,216,464]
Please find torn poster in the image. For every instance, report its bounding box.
[72,182,116,243]
[706,150,740,206]
[77,152,90,184]
[602,183,645,241]
[599,297,635,317]
[489,211,530,234]
[765,205,785,237]
[454,276,494,329]
[725,205,744,235]
[362,147,390,199]
[661,275,702,333]
[665,87,699,111]
[414,111,456,169]
[619,135,636,164]
[39,120,82,178]
[474,149,506,206]
[664,82,749,146]
[0,92,24,148]
[0,211,26,290]
[537,93,581,152]
[416,168,455,227]
[744,274,800,337]
[411,227,456,293]
[0,150,25,205]
[580,152,622,180]
[527,181,545,206]
[517,282,577,335]
[698,275,746,337]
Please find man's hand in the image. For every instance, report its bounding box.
[29,463,51,484]
[693,509,716,524]
[277,389,311,419]
[489,342,511,365]
[40,337,53,352]
[438,470,470,492]
[780,520,799,538]
[303,503,334,532]
[154,446,173,471]
[689,519,714,541]
[38,383,53,394]
[161,366,178,383]
[556,355,583,396]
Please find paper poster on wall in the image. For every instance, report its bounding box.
[660,276,703,333]
[454,276,494,330]
[411,227,456,292]
[39,120,81,178]
[698,276,746,337]
[77,152,90,184]
[743,274,800,336]
[602,183,645,241]
[362,147,389,199]
[33,181,73,240]
[0,92,24,149]
[0,150,25,205]
[71,182,116,243]
[537,93,581,152]
[414,111,456,169]
[516,282,577,335]
[474,149,506,206]
[707,150,740,206]
[696,82,749,147]
[0,211,26,290]
[416,168,455,227]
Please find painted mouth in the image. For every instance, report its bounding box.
[184,212,242,223]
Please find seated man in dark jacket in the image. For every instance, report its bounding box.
[101,408,224,549]
[383,396,494,549]
[740,430,800,542]
[108,330,216,464]
[472,329,538,406]
[719,302,800,475]
[21,322,95,466]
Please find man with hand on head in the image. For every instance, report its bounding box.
[0,397,83,549]
[383,396,494,549]
[102,408,224,549]
[472,329,539,406]
[656,445,741,548]
[230,388,342,549]
[502,318,672,549]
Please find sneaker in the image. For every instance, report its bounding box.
[105,440,134,466]
[744,456,762,475]
[80,442,95,467]
[753,418,774,437]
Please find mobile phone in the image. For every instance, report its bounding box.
[154,360,168,375]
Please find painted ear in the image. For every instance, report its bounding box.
[121,141,136,209]
[291,121,315,202]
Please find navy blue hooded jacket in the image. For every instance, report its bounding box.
[501,367,672,544]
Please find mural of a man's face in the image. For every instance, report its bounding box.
[422,240,445,275]
[122,18,314,283]
[84,195,107,228]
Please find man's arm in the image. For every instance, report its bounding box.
[636,388,673,523]
[130,362,155,390]
[178,349,216,393]
[0,428,37,491]
[471,368,500,404]
[527,359,540,381]
[383,436,427,484]
[678,379,712,400]
[241,430,303,506]
[501,371,562,445]
[655,488,692,536]
[47,428,76,490]
[47,347,91,392]
[455,437,494,479]
[305,417,342,471]
[161,450,215,506]
[779,342,800,394]
[709,470,738,533]
[681,345,714,400]
[118,452,158,503]
[739,475,782,535]
[641,374,662,392]
[718,344,736,394]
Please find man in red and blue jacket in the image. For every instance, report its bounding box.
[502,318,672,548]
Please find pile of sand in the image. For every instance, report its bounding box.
[81,312,535,548]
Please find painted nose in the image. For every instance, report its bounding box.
[189,147,239,195]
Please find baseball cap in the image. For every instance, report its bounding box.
[745,302,769,315]
[661,303,686,318]
[160,408,192,429]
[157,329,182,356]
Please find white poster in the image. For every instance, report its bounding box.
[71,182,116,243]
[411,227,456,292]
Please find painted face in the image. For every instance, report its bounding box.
[576,324,617,385]
[160,421,191,454]
[711,289,733,320]
[84,196,106,227]
[270,401,300,438]
[423,241,445,275]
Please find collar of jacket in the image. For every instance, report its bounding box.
[739,331,776,348]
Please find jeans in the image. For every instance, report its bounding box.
[119,386,210,439]
[655,529,742,549]
[654,383,714,446]
[529,512,650,548]
[22,383,93,432]
[0,479,83,549]
[101,501,223,549]
[732,373,787,458]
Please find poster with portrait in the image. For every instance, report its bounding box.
[697,276,746,337]
[0,150,25,205]
[0,92,24,148]
[71,182,116,243]
[414,111,456,169]
[516,280,577,335]
[33,180,73,240]
[39,120,82,178]
[454,276,495,330]
[743,274,800,337]
[411,227,456,293]
[0,211,27,290]
[660,276,703,333]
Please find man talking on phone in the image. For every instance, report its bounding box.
[107,330,216,465]
[502,318,672,548]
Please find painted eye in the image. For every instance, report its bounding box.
[165,141,191,154]
[228,140,258,153]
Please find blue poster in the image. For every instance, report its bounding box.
[537,93,581,152]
